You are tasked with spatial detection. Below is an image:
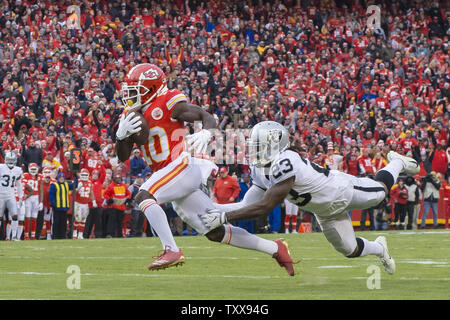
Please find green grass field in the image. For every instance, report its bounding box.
[1,230,449,300]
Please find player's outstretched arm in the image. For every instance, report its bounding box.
[225,176,295,222]
[171,102,216,129]
[171,102,217,155]
[214,185,266,212]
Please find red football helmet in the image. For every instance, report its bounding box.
[80,168,90,181]
[29,163,39,176]
[121,63,167,112]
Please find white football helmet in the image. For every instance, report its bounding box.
[29,163,39,176]
[80,168,90,181]
[247,121,290,167]
[5,151,17,169]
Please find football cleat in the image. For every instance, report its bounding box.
[148,246,185,271]
[375,236,395,275]
[273,239,297,276]
[387,151,419,175]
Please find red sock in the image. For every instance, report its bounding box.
[31,218,37,238]
[24,218,30,237]
[78,222,85,234]
[291,215,298,231]
[284,215,290,230]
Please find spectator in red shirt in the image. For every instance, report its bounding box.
[431,141,448,176]
[391,179,409,230]
[212,167,241,204]
[104,173,131,238]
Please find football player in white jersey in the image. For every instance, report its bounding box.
[0,152,24,240]
[202,121,421,275]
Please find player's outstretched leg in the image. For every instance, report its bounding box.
[318,211,395,274]
[374,151,420,194]
[136,190,185,270]
[206,225,297,276]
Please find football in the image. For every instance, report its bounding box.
[129,112,149,145]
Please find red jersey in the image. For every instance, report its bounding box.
[83,155,101,173]
[22,173,42,196]
[399,138,418,153]
[358,156,376,175]
[140,89,188,172]
[91,180,104,206]
[75,180,93,205]
[41,179,56,208]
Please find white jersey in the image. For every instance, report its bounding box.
[250,150,354,217]
[0,164,23,198]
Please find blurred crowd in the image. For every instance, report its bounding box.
[0,0,449,238]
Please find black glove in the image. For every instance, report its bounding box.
[106,199,114,205]
[125,198,133,207]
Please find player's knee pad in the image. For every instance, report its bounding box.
[135,190,156,205]
[205,226,225,242]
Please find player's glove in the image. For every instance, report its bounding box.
[92,200,97,208]
[106,199,114,205]
[186,129,212,155]
[38,202,43,211]
[199,209,228,229]
[116,112,142,141]
[18,200,23,209]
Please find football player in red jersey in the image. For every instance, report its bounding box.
[22,163,42,240]
[115,64,295,275]
[73,169,97,239]
[39,167,56,240]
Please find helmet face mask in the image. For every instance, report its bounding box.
[5,152,16,169]
[29,163,39,176]
[121,64,166,112]
[80,169,90,181]
[247,122,289,168]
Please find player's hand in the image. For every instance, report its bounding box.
[186,129,212,155]
[116,112,142,141]
[18,200,23,209]
[38,202,43,211]
[199,209,227,229]
[106,198,114,205]
[92,200,97,208]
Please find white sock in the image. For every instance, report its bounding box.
[381,159,403,183]
[140,199,179,252]
[359,237,383,257]
[17,225,23,240]
[221,224,278,255]
[11,220,18,239]
[6,223,11,239]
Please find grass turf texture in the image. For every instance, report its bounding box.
[1,230,449,300]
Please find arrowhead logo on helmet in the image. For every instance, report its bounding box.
[121,63,167,113]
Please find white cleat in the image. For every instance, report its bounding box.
[375,236,395,275]
[77,233,84,240]
[387,151,420,175]
[291,230,298,234]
